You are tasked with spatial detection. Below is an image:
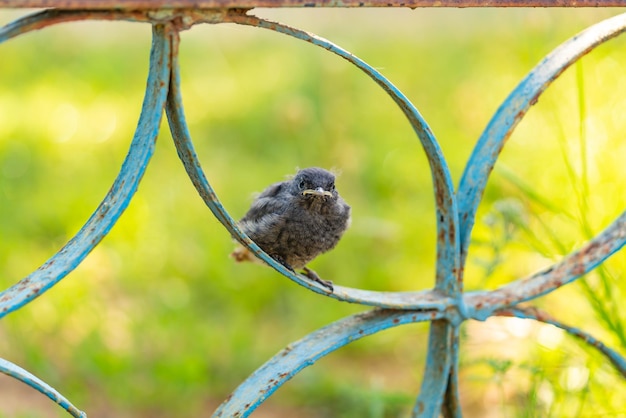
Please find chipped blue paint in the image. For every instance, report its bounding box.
[457,12,626,268]
[0,6,625,418]
[0,21,171,319]
[0,358,87,418]
[214,309,445,417]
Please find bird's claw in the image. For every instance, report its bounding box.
[303,267,334,292]
[271,256,334,293]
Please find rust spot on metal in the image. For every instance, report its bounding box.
[572,261,585,276]
[448,227,456,244]
[438,228,445,243]
[529,95,539,106]
[29,286,42,297]
[435,188,445,211]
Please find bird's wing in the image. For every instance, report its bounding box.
[240,181,289,223]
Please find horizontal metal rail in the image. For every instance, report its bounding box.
[2,0,626,8]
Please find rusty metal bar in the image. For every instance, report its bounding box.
[2,0,626,8]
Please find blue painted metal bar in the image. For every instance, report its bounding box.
[442,327,462,418]
[496,307,626,378]
[457,12,626,269]
[413,321,453,417]
[213,308,446,418]
[0,18,171,318]
[0,358,87,418]
[465,211,626,319]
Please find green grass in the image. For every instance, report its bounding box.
[1,7,626,417]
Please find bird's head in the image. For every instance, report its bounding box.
[291,167,337,201]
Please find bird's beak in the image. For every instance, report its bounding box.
[302,187,333,197]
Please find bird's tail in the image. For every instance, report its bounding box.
[230,245,262,264]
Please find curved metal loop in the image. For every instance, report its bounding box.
[213,308,445,418]
[0,358,87,418]
[165,13,463,310]
[457,12,626,266]
[495,306,626,378]
[0,22,172,317]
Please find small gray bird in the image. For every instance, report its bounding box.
[231,167,351,291]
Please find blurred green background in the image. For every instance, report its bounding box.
[1,6,626,417]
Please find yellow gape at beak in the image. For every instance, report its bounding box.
[302,187,333,197]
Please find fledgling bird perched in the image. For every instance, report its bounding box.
[231,167,351,291]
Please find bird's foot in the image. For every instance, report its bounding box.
[271,256,334,293]
[302,267,334,292]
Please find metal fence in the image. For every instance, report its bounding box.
[1,2,625,417]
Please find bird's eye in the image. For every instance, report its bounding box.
[299,180,306,190]
[329,182,335,191]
